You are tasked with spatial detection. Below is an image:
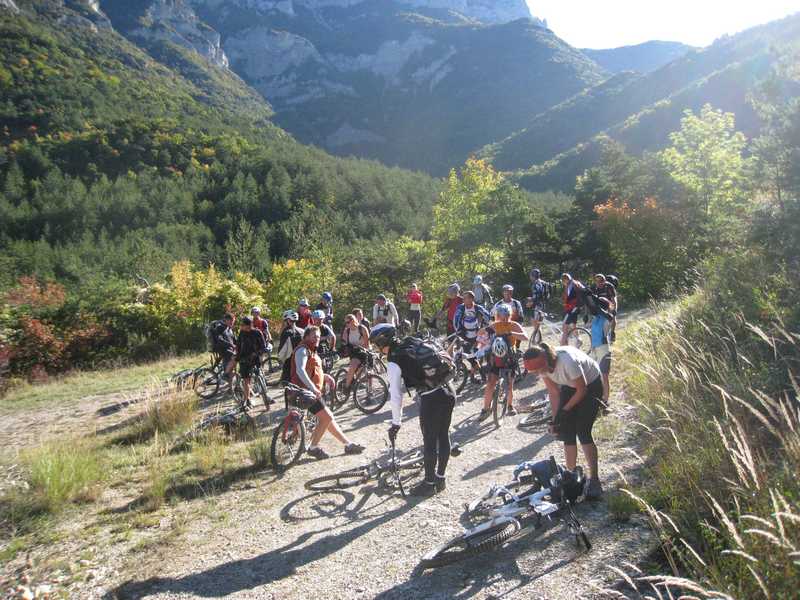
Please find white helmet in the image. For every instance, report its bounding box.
[251,306,261,315]
[492,336,509,359]
[282,310,299,321]
[473,275,483,285]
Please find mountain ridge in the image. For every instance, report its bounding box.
[581,40,694,74]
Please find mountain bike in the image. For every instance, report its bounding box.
[332,349,389,415]
[451,336,486,394]
[270,384,321,472]
[304,433,423,497]
[528,313,591,351]
[318,345,340,374]
[420,457,590,568]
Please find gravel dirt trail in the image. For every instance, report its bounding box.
[97,315,652,600]
[1,313,653,600]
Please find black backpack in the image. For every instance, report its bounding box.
[390,336,456,390]
[206,320,228,351]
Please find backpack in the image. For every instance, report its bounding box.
[542,281,553,300]
[482,284,493,307]
[390,336,456,390]
[206,320,227,351]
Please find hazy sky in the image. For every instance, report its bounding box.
[528,1,799,49]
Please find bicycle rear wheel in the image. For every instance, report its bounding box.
[492,377,508,428]
[305,467,369,491]
[353,374,389,414]
[567,327,591,351]
[420,519,521,568]
[270,414,306,472]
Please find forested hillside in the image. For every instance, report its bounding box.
[581,40,693,74]
[480,13,800,191]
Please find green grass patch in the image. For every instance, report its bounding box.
[0,353,206,411]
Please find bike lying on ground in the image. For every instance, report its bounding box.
[304,433,423,497]
[420,456,590,568]
[518,394,552,429]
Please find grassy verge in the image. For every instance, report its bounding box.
[0,353,207,410]
[606,290,800,598]
[0,383,270,570]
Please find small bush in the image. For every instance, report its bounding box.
[192,428,227,474]
[606,490,639,522]
[143,459,170,512]
[247,435,271,469]
[136,389,197,441]
[5,438,103,519]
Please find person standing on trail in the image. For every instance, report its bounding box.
[234,316,269,411]
[373,294,399,326]
[277,310,303,384]
[370,323,458,497]
[406,283,423,333]
[523,343,604,500]
[441,283,463,335]
[472,275,493,307]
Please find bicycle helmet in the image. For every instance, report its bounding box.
[282,310,299,321]
[559,468,585,503]
[376,293,387,302]
[369,323,397,348]
[473,275,483,285]
[502,284,514,292]
[491,336,509,358]
[448,283,461,294]
[607,275,619,289]
[251,306,261,314]
[298,298,310,307]
[311,309,326,321]
[495,303,512,318]
[241,316,252,326]
[322,292,333,302]
[530,268,541,278]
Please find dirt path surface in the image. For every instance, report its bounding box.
[3,312,654,600]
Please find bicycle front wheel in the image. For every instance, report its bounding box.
[420,519,521,568]
[492,377,508,428]
[270,414,306,472]
[353,374,389,415]
[254,371,271,411]
[331,368,350,412]
[518,407,551,429]
[567,327,591,351]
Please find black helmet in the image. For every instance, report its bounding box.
[369,323,397,348]
[607,274,619,289]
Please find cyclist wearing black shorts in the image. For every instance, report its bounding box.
[290,326,364,460]
[235,316,268,410]
[311,310,336,351]
[523,343,604,500]
[278,310,303,383]
[526,268,547,335]
[370,323,457,497]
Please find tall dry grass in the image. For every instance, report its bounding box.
[601,297,799,599]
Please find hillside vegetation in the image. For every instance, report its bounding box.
[480,13,800,190]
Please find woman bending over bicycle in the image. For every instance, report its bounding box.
[523,343,603,500]
[478,304,528,420]
[340,313,370,393]
[291,326,365,460]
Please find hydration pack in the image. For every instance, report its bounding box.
[390,336,456,390]
[205,320,227,351]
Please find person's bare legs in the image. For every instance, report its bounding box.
[242,378,251,405]
[581,443,599,479]
[482,373,498,410]
[506,378,514,408]
[564,444,578,470]
[560,323,574,346]
[345,359,361,388]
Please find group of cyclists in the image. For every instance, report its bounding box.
[207,267,620,499]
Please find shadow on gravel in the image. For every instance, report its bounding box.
[375,518,586,600]
[459,431,553,481]
[107,494,416,599]
[106,464,277,514]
